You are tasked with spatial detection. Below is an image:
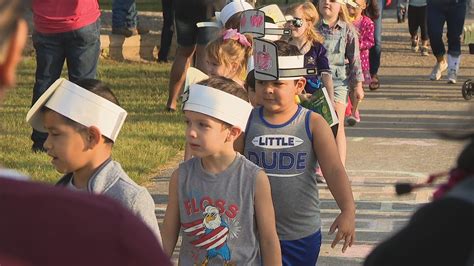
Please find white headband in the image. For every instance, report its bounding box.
[182,84,253,131]
[26,78,127,142]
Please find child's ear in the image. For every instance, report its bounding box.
[86,126,102,147]
[226,126,243,142]
[295,78,306,94]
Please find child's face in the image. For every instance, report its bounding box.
[42,110,91,174]
[347,0,364,18]
[247,87,259,107]
[255,79,304,113]
[286,8,309,41]
[206,58,234,79]
[184,111,232,158]
[319,0,342,20]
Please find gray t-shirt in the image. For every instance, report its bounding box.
[244,106,320,241]
[178,153,262,265]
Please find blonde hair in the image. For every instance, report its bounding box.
[286,2,324,44]
[206,30,253,79]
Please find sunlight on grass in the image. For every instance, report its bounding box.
[0,57,185,184]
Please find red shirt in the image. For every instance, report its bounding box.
[32,0,101,33]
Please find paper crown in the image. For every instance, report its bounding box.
[239,9,291,39]
[197,0,253,28]
[26,78,127,142]
[253,38,317,81]
[182,84,253,131]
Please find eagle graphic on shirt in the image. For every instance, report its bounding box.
[182,205,240,265]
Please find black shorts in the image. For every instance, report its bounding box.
[174,0,225,46]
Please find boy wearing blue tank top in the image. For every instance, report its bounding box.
[241,39,356,265]
[162,77,281,265]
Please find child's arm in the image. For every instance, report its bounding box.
[311,113,356,253]
[321,73,335,104]
[161,169,181,257]
[254,170,282,265]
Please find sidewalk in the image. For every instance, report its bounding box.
[148,9,474,265]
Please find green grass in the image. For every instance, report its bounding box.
[0,57,185,184]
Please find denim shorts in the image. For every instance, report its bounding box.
[175,15,218,46]
[334,85,349,105]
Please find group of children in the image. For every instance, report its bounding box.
[24,0,372,265]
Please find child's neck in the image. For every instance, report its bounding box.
[263,103,300,125]
[201,146,237,175]
[290,37,309,54]
[323,16,339,28]
[352,13,363,23]
[72,153,111,189]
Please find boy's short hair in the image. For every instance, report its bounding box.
[274,40,302,57]
[198,76,249,102]
[44,79,120,144]
[245,70,255,92]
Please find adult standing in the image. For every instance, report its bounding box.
[165,0,225,112]
[427,0,468,84]
[158,0,174,63]
[30,0,101,152]
[112,0,149,37]
[0,0,170,264]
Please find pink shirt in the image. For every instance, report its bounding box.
[353,15,374,84]
[32,0,101,34]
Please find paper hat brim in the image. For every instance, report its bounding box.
[183,84,253,131]
[26,78,127,142]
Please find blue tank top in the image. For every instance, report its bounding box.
[244,106,321,240]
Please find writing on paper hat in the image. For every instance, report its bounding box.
[182,84,253,131]
[26,78,127,142]
[197,0,253,28]
[253,38,317,81]
[239,9,291,39]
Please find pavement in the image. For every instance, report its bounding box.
[147,9,474,266]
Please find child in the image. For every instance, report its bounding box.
[317,0,365,166]
[406,0,429,56]
[243,39,356,265]
[346,0,375,126]
[205,28,253,88]
[162,77,281,265]
[26,78,162,243]
[285,2,334,98]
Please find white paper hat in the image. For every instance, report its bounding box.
[197,0,253,28]
[253,38,317,81]
[239,9,291,39]
[259,4,287,26]
[26,78,127,142]
[182,84,253,131]
[184,67,209,95]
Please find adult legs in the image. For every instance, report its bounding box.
[112,0,137,28]
[166,45,196,111]
[427,1,447,58]
[445,0,467,57]
[30,31,66,150]
[158,0,174,62]
[65,19,101,82]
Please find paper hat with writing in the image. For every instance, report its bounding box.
[182,84,253,131]
[197,0,253,28]
[253,38,317,81]
[336,0,359,7]
[26,78,127,142]
[239,9,291,39]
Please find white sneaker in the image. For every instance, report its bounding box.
[429,60,448,80]
[447,69,457,84]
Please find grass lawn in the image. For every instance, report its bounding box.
[0,57,185,185]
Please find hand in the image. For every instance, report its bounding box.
[354,84,364,102]
[329,210,356,253]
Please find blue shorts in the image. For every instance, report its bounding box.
[280,230,322,266]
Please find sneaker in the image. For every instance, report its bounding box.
[447,68,457,84]
[411,38,419,52]
[347,112,360,126]
[429,60,447,81]
[112,26,137,37]
[420,46,429,56]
